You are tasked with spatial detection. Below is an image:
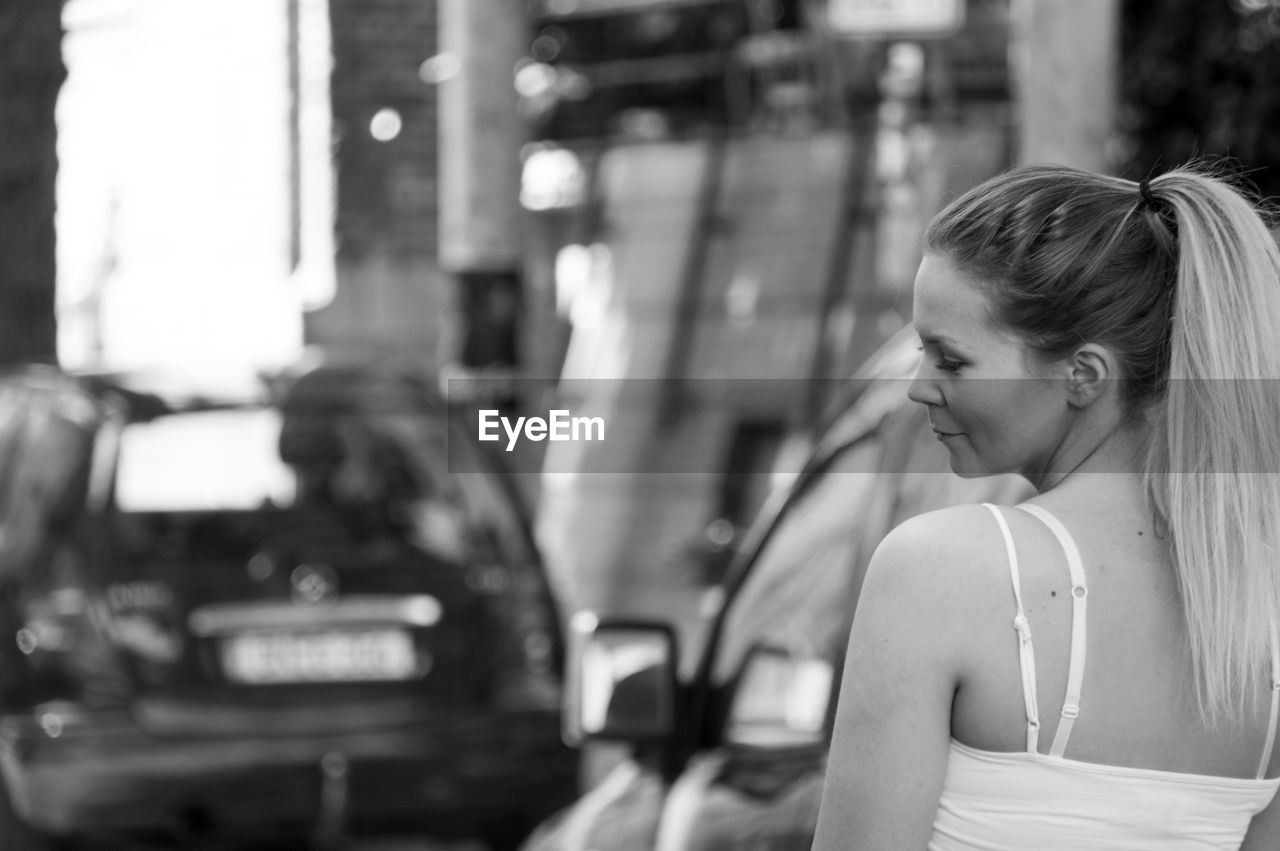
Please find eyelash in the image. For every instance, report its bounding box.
[935,356,964,374]
[917,345,964,374]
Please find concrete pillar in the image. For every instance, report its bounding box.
[1011,0,1119,171]
[437,0,526,272]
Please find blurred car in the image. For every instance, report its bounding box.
[520,330,1033,850]
[0,360,577,849]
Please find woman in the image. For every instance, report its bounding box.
[812,164,1280,850]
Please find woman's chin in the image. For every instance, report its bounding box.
[941,449,993,479]
[945,453,1015,480]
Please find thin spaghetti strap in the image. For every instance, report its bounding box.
[1015,504,1089,759]
[981,503,1041,753]
[1257,625,1280,780]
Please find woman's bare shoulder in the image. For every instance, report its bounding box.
[862,503,1015,616]
[875,503,1012,569]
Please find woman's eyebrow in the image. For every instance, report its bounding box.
[917,333,963,348]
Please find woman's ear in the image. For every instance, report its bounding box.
[1064,343,1117,409]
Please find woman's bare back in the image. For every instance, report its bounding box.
[946,480,1280,781]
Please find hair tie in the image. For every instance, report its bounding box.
[1137,176,1178,260]
[1139,178,1158,209]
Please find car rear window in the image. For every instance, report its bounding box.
[115,409,297,512]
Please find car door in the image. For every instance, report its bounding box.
[521,335,1031,851]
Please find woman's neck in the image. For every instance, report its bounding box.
[1029,414,1149,494]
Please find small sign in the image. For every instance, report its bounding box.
[827,0,965,38]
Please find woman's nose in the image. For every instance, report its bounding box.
[907,364,940,407]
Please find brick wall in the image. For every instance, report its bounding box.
[327,0,439,261]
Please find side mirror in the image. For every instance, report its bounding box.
[723,645,833,748]
[562,612,679,746]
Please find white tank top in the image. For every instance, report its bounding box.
[928,503,1280,851]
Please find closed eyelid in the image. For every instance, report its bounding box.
[935,358,964,373]
[919,339,963,360]
[916,345,964,376]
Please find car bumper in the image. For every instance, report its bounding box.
[0,703,576,843]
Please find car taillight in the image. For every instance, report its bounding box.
[11,585,134,707]
[16,588,87,658]
[105,581,183,664]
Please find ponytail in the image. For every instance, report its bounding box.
[1143,170,1280,720]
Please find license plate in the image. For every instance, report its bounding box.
[221,629,419,684]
